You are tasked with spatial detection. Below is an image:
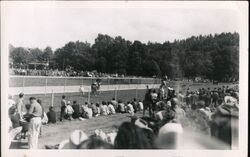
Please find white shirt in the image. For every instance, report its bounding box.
[100,105,108,115]
[127,104,134,113]
[138,102,144,110]
[65,105,74,114]
[108,104,116,114]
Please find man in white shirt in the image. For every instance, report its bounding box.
[138,100,144,111]
[108,103,116,115]
[28,97,43,149]
[100,103,108,116]
[126,102,134,116]
[65,101,74,120]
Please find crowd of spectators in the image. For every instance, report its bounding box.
[10,68,127,78]
[58,96,144,121]
[8,83,239,149]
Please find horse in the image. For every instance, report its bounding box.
[91,82,101,95]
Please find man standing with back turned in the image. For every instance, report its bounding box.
[28,97,42,149]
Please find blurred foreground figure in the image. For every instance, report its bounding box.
[156,123,183,149]
[156,123,230,149]
[59,130,88,149]
[210,96,239,149]
[114,122,154,149]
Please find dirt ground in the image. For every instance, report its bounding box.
[10,112,143,149]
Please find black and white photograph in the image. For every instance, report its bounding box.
[1,1,248,157]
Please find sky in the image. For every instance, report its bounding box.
[2,2,241,51]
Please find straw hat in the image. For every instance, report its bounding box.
[59,130,88,149]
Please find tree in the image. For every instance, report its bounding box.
[43,46,53,62]
[10,47,30,65]
[9,32,239,81]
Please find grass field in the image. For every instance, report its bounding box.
[10,82,237,149]
[12,82,237,113]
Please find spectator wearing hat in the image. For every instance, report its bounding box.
[58,130,88,149]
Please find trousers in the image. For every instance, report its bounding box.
[28,117,41,149]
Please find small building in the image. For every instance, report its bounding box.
[28,61,49,70]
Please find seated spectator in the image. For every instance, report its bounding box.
[82,104,93,119]
[96,103,101,115]
[91,103,99,117]
[126,102,134,116]
[108,102,116,115]
[65,101,74,120]
[117,100,126,113]
[41,111,48,125]
[9,106,21,128]
[111,98,118,110]
[138,100,144,111]
[131,98,138,113]
[72,100,81,119]
[100,102,108,116]
[47,106,57,124]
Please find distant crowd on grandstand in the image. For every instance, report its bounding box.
[8,79,239,149]
[10,68,126,78]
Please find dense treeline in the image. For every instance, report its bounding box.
[9,32,239,81]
